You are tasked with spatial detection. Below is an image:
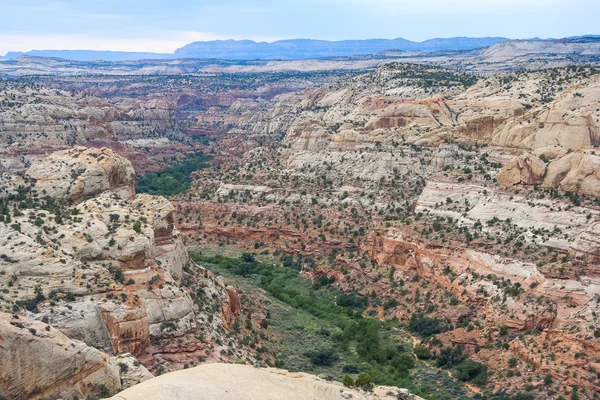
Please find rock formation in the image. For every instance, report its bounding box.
[0,147,245,399]
[498,148,600,196]
[541,149,600,195]
[26,146,136,202]
[496,153,547,187]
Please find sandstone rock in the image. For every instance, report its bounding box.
[497,153,547,187]
[0,312,121,400]
[286,120,331,151]
[490,76,600,151]
[541,149,600,196]
[416,180,597,252]
[109,363,423,400]
[26,146,136,202]
[222,286,242,328]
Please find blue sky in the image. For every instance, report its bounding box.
[0,0,597,54]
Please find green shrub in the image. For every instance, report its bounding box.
[343,374,354,387]
[304,348,339,366]
[355,372,373,389]
[414,345,431,360]
[408,314,445,337]
[454,359,488,386]
[436,346,465,369]
[132,221,142,234]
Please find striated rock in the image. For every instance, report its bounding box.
[110,363,424,400]
[497,153,547,187]
[286,120,331,151]
[416,180,598,252]
[0,312,121,400]
[26,147,136,202]
[456,115,504,142]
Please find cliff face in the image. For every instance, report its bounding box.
[498,149,600,196]
[0,312,121,400]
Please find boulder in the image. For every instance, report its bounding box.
[497,153,547,187]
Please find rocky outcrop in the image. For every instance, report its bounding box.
[26,147,136,202]
[541,149,600,196]
[1,147,194,358]
[112,353,154,389]
[286,120,331,151]
[490,75,600,151]
[221,286,242,329]
[498,149,600,196]
[110,363,424,400]
[497,153,547,187]
[456,115,503,142]
[0,312,121,400]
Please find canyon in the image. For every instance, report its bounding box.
[0,45,599,400]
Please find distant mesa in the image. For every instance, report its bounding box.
[2,37,510,62]
[2,36,599,64]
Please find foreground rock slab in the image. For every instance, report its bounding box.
[110,363,422,400]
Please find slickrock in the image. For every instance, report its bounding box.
[490,75,600,150]
[109,363,424,400]
[416,179,599,252]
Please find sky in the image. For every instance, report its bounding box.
[0,0,598,55]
